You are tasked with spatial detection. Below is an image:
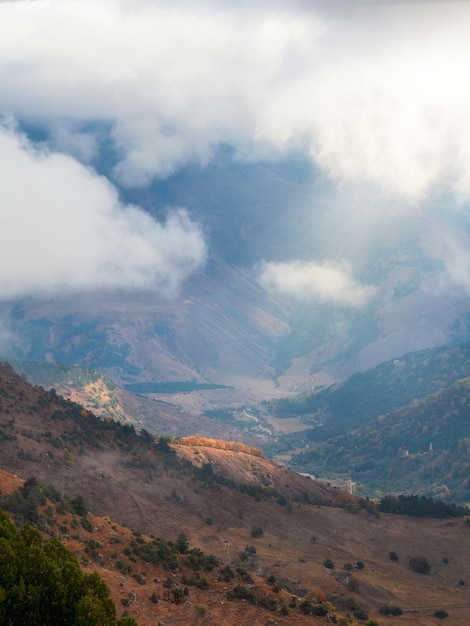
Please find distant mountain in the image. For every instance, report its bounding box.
[3,157,470,401]
[267,342,470,502]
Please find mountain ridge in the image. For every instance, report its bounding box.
[2,365,470,624]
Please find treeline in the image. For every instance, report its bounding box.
[379,494,468,517]
[180,436,264,457]
[6,359,105,388]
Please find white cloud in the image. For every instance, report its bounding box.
[0,125,206,299]
[259,259,376,307]
[1,0,470,307]
[47,123,98,163]
[0,0,469,199]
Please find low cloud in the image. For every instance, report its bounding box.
[0,125,206,299]
[431,230,470,297]
[259,259,375,307]
[46,123,99,164]
[0,315,16,355]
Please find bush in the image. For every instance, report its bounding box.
[434,609,449,619]
[353,607,369,620]
[379,605,403,616]
[251,526,263,538]
[235,566,253,582]
[323,558,335,569]
[345,596,362,611]
[230,584,256,602]
[388,551,399,561]
[409,556,431,574]
[299,599,329,615]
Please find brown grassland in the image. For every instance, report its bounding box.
[1,363,470,624]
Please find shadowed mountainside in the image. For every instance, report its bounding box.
[267,342,470,501]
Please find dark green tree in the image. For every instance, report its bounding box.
[175,532,189,554]
[0,510,138,625]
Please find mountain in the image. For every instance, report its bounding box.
[3,157,470,408]
[5,358,277,443]
[267,342,470,501]
[8,341,470,503]
[2,363,470,624]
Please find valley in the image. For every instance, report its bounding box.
[3,2,470,624]
[1,363,470,624]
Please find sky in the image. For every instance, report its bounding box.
[1,0,470,303]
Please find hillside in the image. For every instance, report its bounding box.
[288,377,470,502]
[0,470,332,626]
[265,343,470,501]
[6,359,264,443]
[2,363,470,624]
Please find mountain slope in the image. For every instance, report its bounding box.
[267,342,470,501]
[3,158,470,400]
[2,363,470,623]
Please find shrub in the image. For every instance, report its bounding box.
[230,584,256,602]
[388,551,399,561]
[80,515,93,532]
[345,596,362,611]
[379,605,403,616]
[235,566,253,582]
[299,599,328,617]
[356,561,365,570]
[221,565,234,582]
[323,558,335,569]
[353,607,369,620]
[409,556,431,574]
[251,526,263,538]
[434,609,449,619]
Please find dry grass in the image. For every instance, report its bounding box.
[1,363,470,624]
